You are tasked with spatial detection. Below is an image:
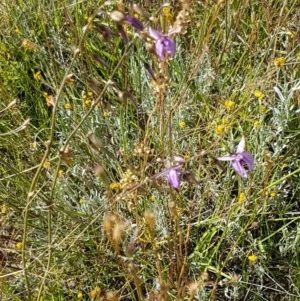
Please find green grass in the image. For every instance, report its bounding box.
[1,0,300,300]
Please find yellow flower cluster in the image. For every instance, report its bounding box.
[33,70,42,81]
[109,182,121,191]
[215,124,224,135]
[83,91,93,108]
[43,92,54,107]
[90,286,101,299]
[224,100,235,110]
[179,121,186,129]
[248,254,258,263]
[64,102,72,110]
[274,57,285,68]
[238,192,246,203]
[253,90,264,100]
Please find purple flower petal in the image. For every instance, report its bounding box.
[125,15,144,31]
[167,169,180,190]
[241,151,254,170]
[117,24,128,44]
[232,160,248,178]
[217,155,236,161]
[155,37,176,61]
[236,137,245,153]
[149,27,163,40]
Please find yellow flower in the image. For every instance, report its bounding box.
[109,182,121,191]
[259,105,267,113]
[270,191,277,197]
[103,111,109,118]
[254,120,260,128]
[254,90,264,100]
[163,6,173,22]
[83,99,92,108]
[248,254,258,263]
[79,198,85,204]
[149,195,155,201]
[238,192,246,203]
[179,121,186,129]
[58,169,64,177]
[16,242,23,250]
[274,57,285,68]
[66,76,74,85]
[43,92,54,107]
[222,118,229,125]
[224,100,235,110]
[150,79,157,86]
[90,287,101,299]
[64,102,72,110]
[215,125,224,135]
[184,154,191,160]
[77,291,83,299]
[87,16,94,30]
[1,203,8,214]
[287,31,296,38]
[43,160,50,169]
[33,71,42,81]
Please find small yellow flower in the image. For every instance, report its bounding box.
[1,203,8,214]
[254,90,264,100]
[58,169,64,177]
[83,99,92,108]
[43,160,50,169]
[184,154,191,160]
[43,92,54,107]
[79,198,85,204]
[259,105,267,113]
[64,102,72,110]
[270,191,277,197]
[163,7,173,22]
[224,100,235,110]
[16,242,23,250]
[109,182,121,191]
[30,141,38,151]
[103,111,109,118]
[33,71,42,81]
[149,195,155,201]
[179,121,186,129]
[77,291,83,299]
[248,254,258,263]
[238,192,246,203]
[274,57,285,68]
[222,118,229,125]
[87,16,94,30]
[90,287,101,299]
[254,120,260,128]
[215,125,224,135]
[287,31,296,38]
[150,79,157,86]
[66,76,74,85]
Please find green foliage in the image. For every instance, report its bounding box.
[1,0,300,300]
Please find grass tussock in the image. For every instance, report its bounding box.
[0,0,300,300]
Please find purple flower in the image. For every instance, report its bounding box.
[167,168,181,190]
[155,165,182,191]
[218,137,254,178]
[149,27,176,61]
[124,15,144,31]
